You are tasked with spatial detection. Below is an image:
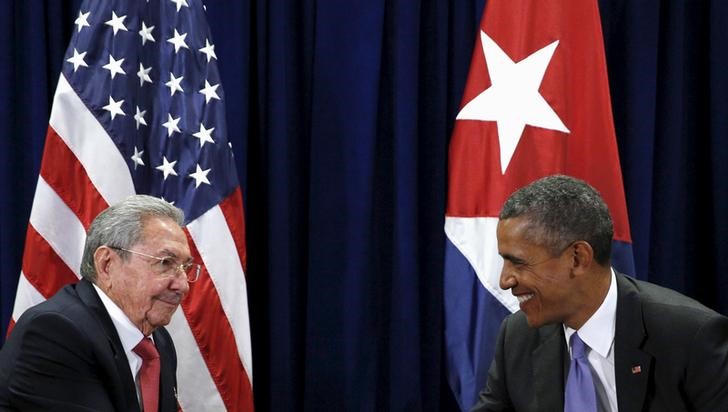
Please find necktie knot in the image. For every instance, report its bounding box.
[570,332,588,359]
[134,337,160,361]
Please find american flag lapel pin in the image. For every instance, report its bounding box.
[631,365,642,374]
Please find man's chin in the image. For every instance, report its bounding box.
[523,313,545,328]
[147,307,178,329]
[524,313,561,329]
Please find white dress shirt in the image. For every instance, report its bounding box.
[564,268,618,412]
[93,284,146,406]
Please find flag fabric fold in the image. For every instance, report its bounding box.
[9,1,253,410]
[444,1,634,409]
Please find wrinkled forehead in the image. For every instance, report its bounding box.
[137,216,189,252]
[497,216,537,237]
[497,216,552,250]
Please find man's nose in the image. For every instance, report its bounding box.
[499,265,517,290]
[171,271,191,294]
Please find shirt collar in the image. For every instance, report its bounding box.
[93,283,145,351]
[564,268,617,357]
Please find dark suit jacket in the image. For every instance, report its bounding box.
[471,273,728,412]
[0,279,178,411]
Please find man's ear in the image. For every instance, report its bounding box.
[570,241,594,275]
[94,246,116,287]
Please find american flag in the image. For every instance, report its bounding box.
[9,0,254,410]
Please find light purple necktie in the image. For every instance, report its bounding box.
[564,332,598,412]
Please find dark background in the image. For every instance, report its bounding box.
[1,1,727,410]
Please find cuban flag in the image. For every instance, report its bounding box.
[443,0,634,410]
[8,1,253,410]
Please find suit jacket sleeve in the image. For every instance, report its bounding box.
[5,310,118,411]
[470,316,515,412]
[684,313,728,410]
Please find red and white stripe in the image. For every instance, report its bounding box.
[11,74,254,411]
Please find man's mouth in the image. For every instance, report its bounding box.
[156,294,182,306]
[517,293,535,304]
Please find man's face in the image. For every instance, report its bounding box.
[497,217,576,328]
[106,216,191,335]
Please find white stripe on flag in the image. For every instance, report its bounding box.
[11,273,46,321]
[49,75,135,204]
[444,216,518,312]
[168,308,227,411]
[29,176,86,277]
[187,206,254,382]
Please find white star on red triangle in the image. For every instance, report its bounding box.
[457,31,570,174]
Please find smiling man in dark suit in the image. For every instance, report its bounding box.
[471,175,728,412]
[0,195,200,411]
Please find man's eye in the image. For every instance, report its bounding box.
[158,257,176,268]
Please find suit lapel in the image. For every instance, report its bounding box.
[154,328,178,411]
[614,274,653,412]
[532,324,567,410]
[75,279,141,411]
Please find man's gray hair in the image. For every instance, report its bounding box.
[499,175,614,265]
[79,195,185,282]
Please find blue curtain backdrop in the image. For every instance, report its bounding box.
[1,1,727,410]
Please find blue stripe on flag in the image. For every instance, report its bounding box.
[611,240,637,279]
[444,236,511,411]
